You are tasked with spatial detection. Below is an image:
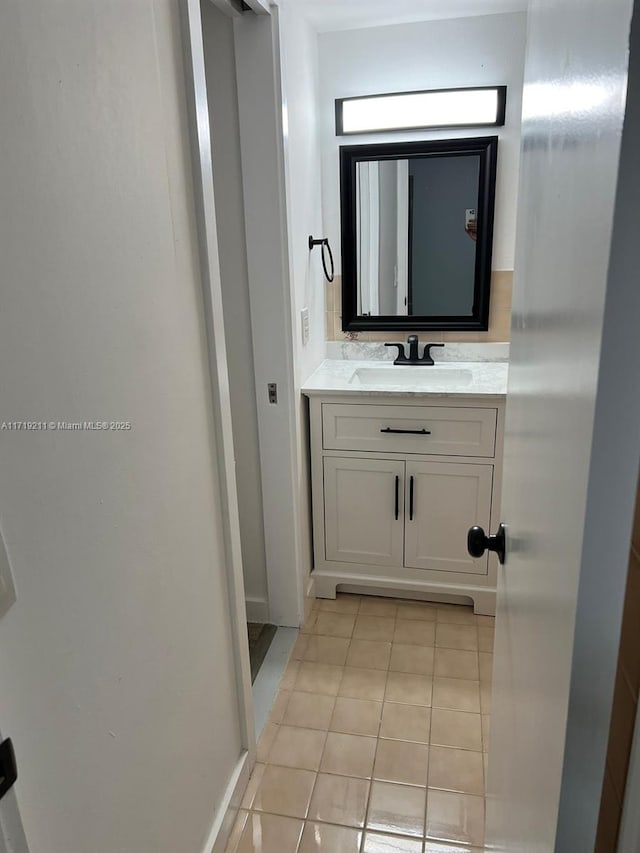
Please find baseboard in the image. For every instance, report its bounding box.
[244,596,269,623]
[306,574,316,599]
[304,575,316,624]
[202,750,252,853]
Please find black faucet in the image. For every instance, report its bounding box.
[385,335,445,366]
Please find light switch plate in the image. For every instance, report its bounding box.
[0,525,16,619]
[301,307,310,346]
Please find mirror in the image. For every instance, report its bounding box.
[340,137,498,331]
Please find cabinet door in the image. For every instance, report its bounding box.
[405,461,493,575]
[324,457,404,566]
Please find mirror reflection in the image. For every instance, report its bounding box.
[357,154,479,317]
[341,138,497,331]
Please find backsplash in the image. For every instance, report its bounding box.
[326,341,510,362]
[325,271,513,343]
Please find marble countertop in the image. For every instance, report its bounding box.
[301,359,509,398]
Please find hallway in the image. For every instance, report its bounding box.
[226,595,493,852]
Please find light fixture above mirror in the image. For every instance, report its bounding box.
[336,86,507,136]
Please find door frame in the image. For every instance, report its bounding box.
[233,5,309,628]
[180,3,256,848]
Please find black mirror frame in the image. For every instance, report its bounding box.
[340,136,498,332]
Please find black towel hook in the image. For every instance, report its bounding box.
[308,235,335,283]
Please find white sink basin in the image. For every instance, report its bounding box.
[349,366,474,389]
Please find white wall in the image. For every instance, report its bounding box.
[0,2,243,851]
[318,12,527,273]
[277,0,327,595]
[201,0,269,617]
[278,0,327,382]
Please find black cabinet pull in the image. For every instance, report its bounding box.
[381,427,431,436]
[409,476,415,521]
[394,475,399,520]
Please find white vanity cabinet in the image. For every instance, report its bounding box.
[306,393,506,615]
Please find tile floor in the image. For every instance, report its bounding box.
[226,594,494,853]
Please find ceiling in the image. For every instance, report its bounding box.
[291,0,527,33]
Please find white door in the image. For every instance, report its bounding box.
[405,461,492,574]
[324,457,404,566]
[486,0,640,849]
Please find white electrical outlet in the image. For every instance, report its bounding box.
[0,525,16,619]
[301,307,310,345]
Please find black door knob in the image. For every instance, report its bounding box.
[467,523,507,565]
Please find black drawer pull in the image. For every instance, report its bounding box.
[381,427,431,436]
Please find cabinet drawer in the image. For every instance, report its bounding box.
[322,403,497,457]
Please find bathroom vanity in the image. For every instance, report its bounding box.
[302,358,508,615]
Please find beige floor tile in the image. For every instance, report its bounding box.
[280,661,300,691]
[430,709,482,752]
[394,619,436,647]
[385,672,432,706]
[320,732,377,778]
[256,723,278,763]
[251,764,316,818]
[347,639,392,671]
[241,763,266,808]
[299,822,363,853]
[304,635,350,666]
[224,808,248,853]
[479,652,493,683]
[475,615,495,627]
[282,691,335,730]
[428,746,484,795]
[359,597,398,617]
[339,667,388,701]
[300,612,318,635]
[373,738,429,786]
[268,690,290,725]
[435,623,478,652]
[267,725,327,771]
[313,612,356,638]
[434,648,479,680]
[425,789,485,846]
[478,626,495,653]
[366,781,426,838]
[390,643,434,675]
[235,811,304,853]
[354,615,396,642]
[436,605,476,625]
[484,753,489,785]
[307,773,370,827]
[432,678,480,713]
[480,681,492,714]
[424,843,484,853]
[362,831,423,852]
[330,697,382,737]
[319,594,361,614]
[295,662,344,696]
[380,702,431,743]
[396,601,437,621]
[482,715,490,752]
[291,634,309,660]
